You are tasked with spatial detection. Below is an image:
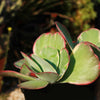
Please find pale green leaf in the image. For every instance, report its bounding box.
[0,70,35,81]
[33,32,65,55]
[18,80,48,89]
[55,22,75,50]
[21,52,42,72]
[20,64,31,75]
[57,48,69,80]
[31,54,57,73]
[36,72,58,83]
[14,59,25,69]
[60,43,99,85]
[39,47,59,70]
[78,28,100,48]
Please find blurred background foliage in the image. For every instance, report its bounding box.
[0,0,100,98]
[0,0,100,37]
[0,0,99,35]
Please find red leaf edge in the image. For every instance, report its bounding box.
[20,64,37,78]
[77,28,100,40]
[18,80,48,90]
[71,42,100,85]
[14,58,25,69]
[32,32,66,54]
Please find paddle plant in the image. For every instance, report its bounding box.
[0,22,99,89]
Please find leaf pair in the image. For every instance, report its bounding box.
[0,32,69,89]
[56,22,100,85]
[33,32,69,78]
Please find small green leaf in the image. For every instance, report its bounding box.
[14,59,25,69]
[78,28,100,48]
[18,80,48,89]
[33,32,66,55]
[31,54,57,73]
[55,22,75,50]
[20,64,31,75]
[39,47,59,70]
[60,43,99,85]
[36,72,59,84]
[0,70,35,81]
[21,52,42,72]
[58,48,69,80]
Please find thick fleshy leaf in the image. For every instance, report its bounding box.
[33,32,66,55]
[0,70,35,81]
[21,52,42,72]
[14,59,25,69]
[18,80,48,89]
[20,64,31,75]
[57,48,69,80]
[31,54,57,73]
[78,28,100,48]
[60,43,99,85]
[39,47,59,70]
[96,42,100,47]
[55,22,75,50]
[36,72,59,83]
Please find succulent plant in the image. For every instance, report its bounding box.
[0,22,99,89]
[56,22,100,84]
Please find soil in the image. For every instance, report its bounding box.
[0,88,25,100]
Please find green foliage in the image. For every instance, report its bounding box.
[0,22,99,89]
[0,0,64,25]
[56,22,100,84]
[55,22,75,50]
[78,28,100,47]
[60,43,99,84]
[0,0,22,24]
[63,0,97,36]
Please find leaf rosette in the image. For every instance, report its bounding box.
[0,22,99,89]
